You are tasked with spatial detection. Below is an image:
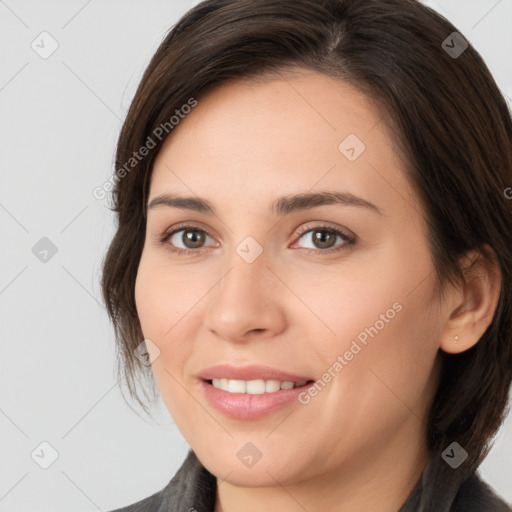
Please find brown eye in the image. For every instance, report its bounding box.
[160,226,215,254]
[308,229,338,250]
[294,225,355,254]
[180,229,207,249]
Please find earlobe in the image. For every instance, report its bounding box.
[439,246,502,355]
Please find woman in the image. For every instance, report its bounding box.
[102,0,512,510]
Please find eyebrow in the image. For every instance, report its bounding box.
[147,191,384,216]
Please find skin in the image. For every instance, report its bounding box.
[134,68,501,512]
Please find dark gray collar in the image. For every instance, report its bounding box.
[156,449,216,512]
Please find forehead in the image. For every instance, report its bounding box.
[150,70,419,220]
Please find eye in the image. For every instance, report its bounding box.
[158,224,217,256]
[157,223,355,256]
[292,224,355,255]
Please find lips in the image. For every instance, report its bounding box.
[196,364,315,419]
[197,363,314,383]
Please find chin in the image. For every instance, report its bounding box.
[196,439,311,487]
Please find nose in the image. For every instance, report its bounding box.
[204,250,287,344]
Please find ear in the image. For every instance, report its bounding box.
[439,245,502,355]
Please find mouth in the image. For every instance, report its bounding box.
[199,377,316,419]
[197,364,316,418]
[203,378,315,394]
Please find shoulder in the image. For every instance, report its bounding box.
[452,473,511,512]
[106,488,164,512]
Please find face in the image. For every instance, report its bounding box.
[135,69,445,487]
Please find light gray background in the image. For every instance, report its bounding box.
[0,1,511,510]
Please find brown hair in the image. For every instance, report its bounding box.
[101,0,512,489]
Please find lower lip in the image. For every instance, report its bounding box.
[199,380,313,419]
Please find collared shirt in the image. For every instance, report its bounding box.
[108,449,511,512]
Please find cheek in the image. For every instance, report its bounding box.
[298,243,440,430]
[135,254,201,340]
[134,255,206,415]
[334,304,439,454]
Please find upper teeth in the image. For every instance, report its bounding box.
[211,378,307,394]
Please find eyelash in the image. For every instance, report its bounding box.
[157,222,356,257]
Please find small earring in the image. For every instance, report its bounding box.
[454,335,459,343]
